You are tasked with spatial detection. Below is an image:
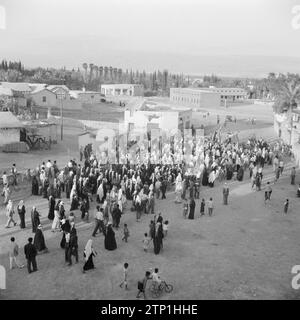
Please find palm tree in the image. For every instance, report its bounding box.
[273,73,300,144]
[104,66,109,81]
[109,66,113,81]
[89,63,94,84]
[99,66,104,80]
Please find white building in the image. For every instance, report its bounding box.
[170,87,247,108]
[0,111,24,146]
[70,90,102,104]
[101,84,144,97]
[170,88,221,109]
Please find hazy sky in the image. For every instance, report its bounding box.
[0,0,300,75]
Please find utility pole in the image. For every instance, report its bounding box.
[60,97,63,141]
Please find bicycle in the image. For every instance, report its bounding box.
[150,280,173,298]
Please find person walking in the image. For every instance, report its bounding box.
[136,271,151,299]
[83,239,97,273]
[119,262,129,290]
[291,167,296,185]
[5,200,17,229]
[17,200,26,229]
[24,237,38,274]
[223,183,229,205]
[207,198,214,216]
[8,237,24,270]
[92,206,105,237]
[284,199,289,214]
[200,198,205,217]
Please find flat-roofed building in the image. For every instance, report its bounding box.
[170,87,247,108]
[101,84,144,97]
[170,87,221,109]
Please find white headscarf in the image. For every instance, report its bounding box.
[84,239,93,261]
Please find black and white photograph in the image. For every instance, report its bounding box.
[0,0,300,305]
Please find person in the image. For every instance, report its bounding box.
[143,233,150,252]
[11,164,18,187]
[80,199,89,222]
[163,221,168,238]
[183,199,188,219]
[69,223,79,265]
[148,191,155,214]
[291,167,296,185]
[119,262,129,290]
[8,237,24,269]
[175,173,182,203]
[2,184,11,205]
[188,198,195,219]
[153,221,163,255]
[51,203,61,232]
[31,175,39,195]
[151,268,162,290]
[60,218,71,249]
[64,232,72,265]
[83,239,97,272]
[207,198,214,216]
[17,200,26,229]
[92,206,105,237]
[223,183,229,205]
[33,225,48,254]
[24,237,38,274]
[264,182,272,204]
[31,206,40,233]
[104,222,117,251]
[200,198,205,217]
[5,200,17,229]
[136,271,151,299]
[113,204,122,229]
[48,195,55,221]
[122,223,130,242]
[279,159,284,175]
[284,199,289,214]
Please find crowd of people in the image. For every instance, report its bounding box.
[0,133,297,297]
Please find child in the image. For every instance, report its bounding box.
[143,233,150,252]
[284,199,289,214]
[163,220,168,238]
[200,198,205,217]
[122,223,130,242]
[119,262,129,290]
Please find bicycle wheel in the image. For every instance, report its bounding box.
[164,283,173,293]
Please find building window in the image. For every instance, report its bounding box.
[42,96,46,102]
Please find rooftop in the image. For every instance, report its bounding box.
[0,111,24,128]
[0,82,31,92]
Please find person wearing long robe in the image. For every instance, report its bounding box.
[43,179,49,199]
[33,225,48,254]
[237,166,244,181]
[17,200,26,229]
[223,183,229,205]
[31,207,40,233]
[202,167,209,186]
[31,176,39,196]
[226,164,233,180]
[70,193,79,211]
[153,222,163,255]
[175,173,182,203]
[60,219,71,249]
[83,239,97,272]
[48,195,55,220]
[188,198,195,219]
[104,223,117,251]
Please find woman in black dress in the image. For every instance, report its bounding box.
[188,198,195,219]
[83,239,97,272]
[48,195,55,220]
[32,175,39,196]
[17,200,26,229]
[153,222,164,255]
[34,224,48,253]
[104,223,117,251]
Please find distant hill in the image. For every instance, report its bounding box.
[2,35,300,77]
